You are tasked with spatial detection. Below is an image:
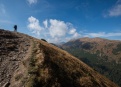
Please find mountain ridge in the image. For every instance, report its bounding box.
[60,37,121,86]
[68,37,121,43]
[0,29,119,87]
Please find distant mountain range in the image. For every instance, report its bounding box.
[0,29,118,87]
[60,37,121,86]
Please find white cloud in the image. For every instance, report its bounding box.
[0,4,6,15]
[27,17,81,43]
[106,32,121,37]
[109,4,121,17]
[72,32,81,38]
[43,19,48,28]
[117,0,121,3]
[69,28,76,34]
[27,16,43,36]
[49,19,68,38]
[27,17,121,42]
[69,28,81,39]
[85,32,105,37]
[47,37,62,43]
[105,0,121,17]
[84,32,121,37]
[27,0,37,5]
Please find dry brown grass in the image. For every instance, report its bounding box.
[1,28,117,87]
[24,38,119,87]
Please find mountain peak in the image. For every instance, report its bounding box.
[0,29,119,87]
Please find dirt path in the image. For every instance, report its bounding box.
[8,33,34,87]
[9,33,45,87]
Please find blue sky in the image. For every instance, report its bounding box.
[0,0,121,42]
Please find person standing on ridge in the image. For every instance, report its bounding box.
[14,25,17,32]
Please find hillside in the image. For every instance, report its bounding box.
[0,29,119,87]
[60,37,121,86]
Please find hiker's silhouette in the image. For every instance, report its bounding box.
[14,25,17,32]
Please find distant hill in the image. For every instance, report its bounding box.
[0,29,119,87]
[60,37,121,86]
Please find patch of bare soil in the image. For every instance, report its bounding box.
[0,29,31,87]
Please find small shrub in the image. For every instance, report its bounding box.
[41,39,47,42]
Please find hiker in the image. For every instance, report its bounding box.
[14,25,17,32]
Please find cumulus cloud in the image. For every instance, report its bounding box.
[27,16,43,36]
[72,32,81,38]
[27,0,37,5]
[49,19,68,38]
[69,28,81,38]
[27,17,80,43]
[69,28,76,34]
[27,16,121,43]
[105,0,121,17]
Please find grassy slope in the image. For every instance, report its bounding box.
[25,37,118,87]
[0,29,118,87]
[61,38,121,86]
